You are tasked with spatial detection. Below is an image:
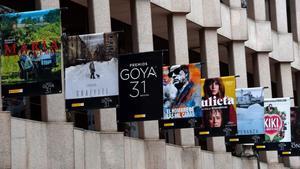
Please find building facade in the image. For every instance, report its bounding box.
[1,0,300,168]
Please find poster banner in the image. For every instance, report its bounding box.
[63,32,118,110]
[159,63,202,129]
[195,76,237,137]
[227,87,265,144]
[255,97,291,151]
[117,51,164,122]
[0,9,62,97]
[278,107,300,156]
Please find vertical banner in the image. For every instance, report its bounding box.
[0,9,62,97]
[227,87,265,144]
[159,63,202,129]
[195,76,237,137]
[278,107,300,156]
[117,51,164,122]
[63,32,119,110]
[255,97,291,151]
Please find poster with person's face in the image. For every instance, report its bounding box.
[255,97,291,151]
[0,9,62,97]
[195,76,237,137]
[63,33,119,110]
[227,87,265,144]
[117,51,164,122]
[278,107,300,156]
[159,63,202,129]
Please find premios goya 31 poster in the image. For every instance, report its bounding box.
[117,51,164,122]
[160,63,202,129]
[63,32,118,110]
[196,76,237,137]
[0,9,62,97]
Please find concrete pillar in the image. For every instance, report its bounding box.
[167,13,196,146]
[253,53,272,98]
[168,14,189,64]
[228,0,242,8]
[277,63,295,106]
[247,0,266,21]
[36,0,66,123]
[290,0,300,42]
[296,72,300,106]
[88,0,118,131]
[269,0,288,33]
[0,111,11,169]
[200,29,220,78]
[289,156,300,169]
[131,0,154,53]
[88,0,111,33]
[229,41,248,88]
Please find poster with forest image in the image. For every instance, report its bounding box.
[0,9,62,97]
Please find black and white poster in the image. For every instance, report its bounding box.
[117,51,164,122]
[63,32,119,110]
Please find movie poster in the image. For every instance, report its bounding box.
[196,76,237,137]
[278,107,300,156]
[255,98,291,151]
[227,87,265,144]
[63,33,118,110]
[117,51,164,122]
[0,9,62,97]
[160,63,202,129]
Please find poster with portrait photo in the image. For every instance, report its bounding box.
[254,97,291,151]
[278,107,300,156]
[226,87,265,144]
[0,9,62,97]
[117,50,165,122]
[195,76,237,137]
[159,63,202,129]
[63,32,119,110]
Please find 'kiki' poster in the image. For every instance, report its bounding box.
[160,63,202,129]
[117,51,164,122]
[63,32,118,110]
[227,87,265,144]
[195,76,237,137]
[255,97,291,151]
[0,9,62,97]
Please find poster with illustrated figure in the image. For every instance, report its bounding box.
[195,76,237,137]
[255,97,291,151]
[0,9,62,97]
[160,63,202,129]
[226,87,265,144]
[63,32,119,110]
[278,107,300,156]
[117,51,165,122]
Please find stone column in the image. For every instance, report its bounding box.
[88,0,118,132]
[253,53,272,98]
[168,13,196,146]
[229,41,248,88]
[269,0,288,33]
[0,111,11,169]
[247,0,266,21]
[36,1,75,168]
[277,63,295,106]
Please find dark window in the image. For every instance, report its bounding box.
[286,0,292,33]
[220,62,229,76]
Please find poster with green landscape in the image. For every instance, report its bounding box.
[0,9,62,97]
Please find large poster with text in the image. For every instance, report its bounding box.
[0,9,62,97]
[160,63,202,129]
[255,98,291,151]
[117,51,164,122]
[63,33,118,110]
[196,76,237,137]
[227,87,265,144]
